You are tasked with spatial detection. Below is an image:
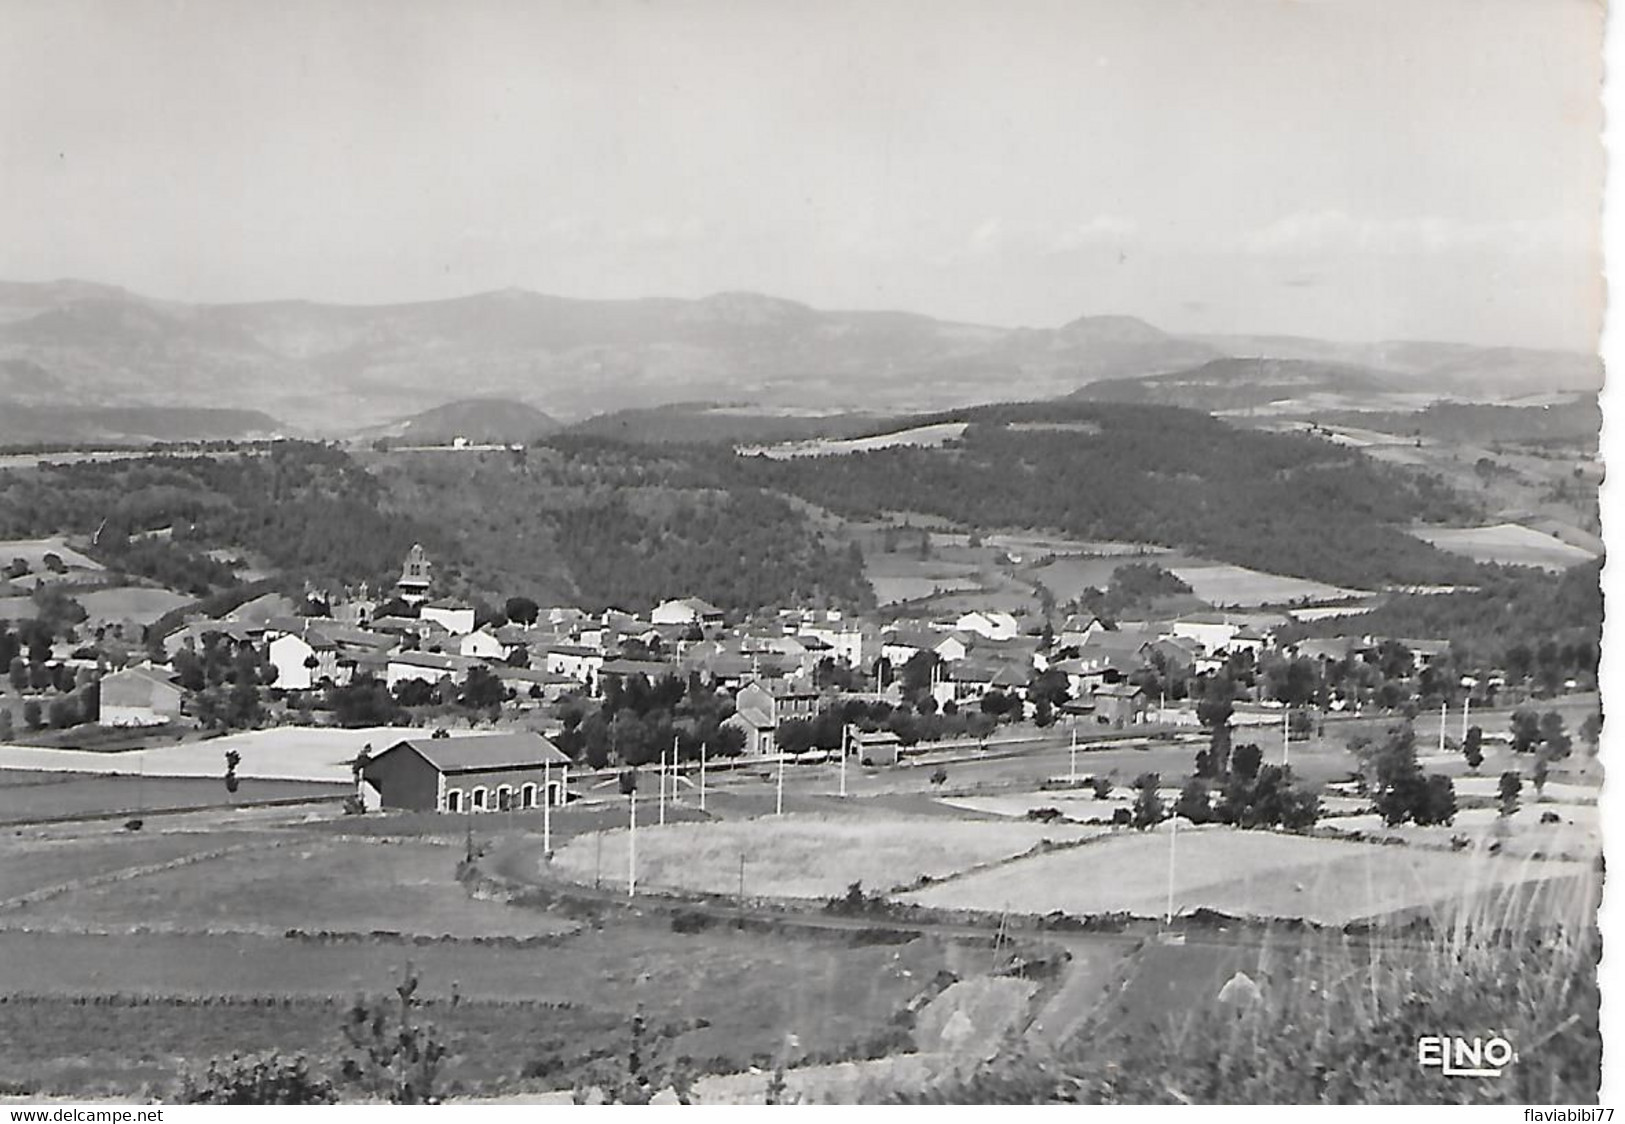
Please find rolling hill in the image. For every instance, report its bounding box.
[1069,357,1409,414]
[360,398,562,446]
[0,279,1599,442]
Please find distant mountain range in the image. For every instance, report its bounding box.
[0,279,1602,440]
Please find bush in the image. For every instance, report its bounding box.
[179,1053,337,1105]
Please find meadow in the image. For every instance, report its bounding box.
[1410,522,1598,571]
[77,585,193,625]
[900,827,1589,925]
[546,813,1102,899]
[1165,563,1365,608]
[0,770,346,824]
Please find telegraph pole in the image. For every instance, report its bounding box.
[1069,727,1077,785]
[628,790,637,898]
[658,749,667,826]
[1165,816,1177,926]
[1439,701,1447,755]
[542,759,551,855]
[776,750,785,816]
[1461,695,1471,741]
[699,740,707,812]
[839,724,848,798]
[1283,711,1290,767]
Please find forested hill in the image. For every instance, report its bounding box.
[737,401,1483,591]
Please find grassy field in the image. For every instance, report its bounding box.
[8,838,578,939]
[1165,563,1365,607]
[0,770,346,823]
[77,586,193,625]
[0,829,276,903]
[547,813,1100,899]
[901,827,1589,925]
[1410,522,1598,570]
[0,537,102,572]
[740,421,968,459]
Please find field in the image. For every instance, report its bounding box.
[0,537,102,572]
[7,837,578,939]
[899,827,1589,925]
[1410,522,1599,570]
[78,586,193,625]
[1165,563,1365,608]
[0,770,346,824]
[546,813,1101,899]
[0,807,958,1098]
[739,422,968,459]
[0,724,449,783]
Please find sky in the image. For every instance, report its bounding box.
[0,0,1605,349]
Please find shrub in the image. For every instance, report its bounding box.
[179,1053,337,1105]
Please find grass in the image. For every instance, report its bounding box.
[546,812,1100,899]
[1165,563,1364,607]
[0,829,275,903]
[0,922,952,1099]
[739,422,969,459]
[77,586,193,625]
[1410,523,1598,571]
[901,826,1590,925]
[8,838,579,939]
[0,771,345,823]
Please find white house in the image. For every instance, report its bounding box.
[1170,614,1240,653]
[98,666,184,727]
[953,611,1020,642]
[543,645,604,686]
[420,599,477,635]
[457,627,508,662]
[650,597,724,628]
[385,650,476,691]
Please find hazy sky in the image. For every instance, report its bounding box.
[0,0,1604,349]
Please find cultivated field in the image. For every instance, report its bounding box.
[0,770,345,824]
[0,537,102,571]
[7,837,577,939]
[1166,563,1365,608]
[738,421,968,459]
[1410,522,1599,570]
[78,586,193,625]
[547,813,1101,899]
[900,827,1588,925]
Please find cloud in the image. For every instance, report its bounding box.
[1049,214,1139,253]
[928,213,1139,266]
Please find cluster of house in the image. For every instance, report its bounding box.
[92,545,1454,752]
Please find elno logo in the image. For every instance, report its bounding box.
[1417,1035,1517,1078]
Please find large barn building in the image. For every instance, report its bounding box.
[359,731,570,814]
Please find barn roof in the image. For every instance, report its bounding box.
[377,731,570,773]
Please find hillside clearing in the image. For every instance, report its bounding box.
[1410,522,1598,570]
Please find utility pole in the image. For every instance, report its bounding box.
[737,852,746,921]
[776,749,785,816]
[658,749,667,826]
[628,791,637,898]
[1069,727,1077,785]
[1462,694,1471,742]
[839,724,848,798]
[1439,701,1447,755]
[699,740,707,812]
[1283,710,1290,767]
[542,759,551,856]
[1165,815,1178,927]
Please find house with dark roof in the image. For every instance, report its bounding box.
[360,731,571,813]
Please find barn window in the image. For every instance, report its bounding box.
[472,787,487,811]
[446,790,462,813]
[497,786,513,811]
[520,783,536,809]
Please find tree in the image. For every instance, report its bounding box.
[504,597,540,627]
[22,699,42,731]
[8,657,26,693]
[224,749,242,794]
[1196,678,1236,776]
[1497,771,1522,818]
[460,666,505,712]
[338,965,447,1104]
[1414,774,1457,826]
[1175,777,1212,824]
[1090,775,1113,800]
[1580,710,1602,755]
[775,718,816,757]
[930,766,948,787]
[1130,773,1164,830]
[0,709,11,740]
[1230,742,1262,782]
[1461,725,1484,771]
[1510,708,1542,753]
[1539,711,1571,759]
[1532,750,1551,799]
[46,696,76,729]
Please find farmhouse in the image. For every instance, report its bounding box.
[854,729,902,766]
[264,620,392,690]
[385,649,477,690]
[98,665,184,727]
[542,644,605,686]
[1092,682,1148,727]
[360,731,571,813]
